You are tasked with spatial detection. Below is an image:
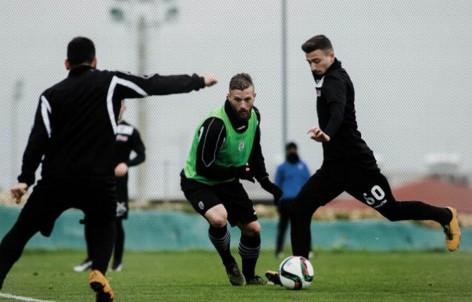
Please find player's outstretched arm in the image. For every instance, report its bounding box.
[112,71,217,100]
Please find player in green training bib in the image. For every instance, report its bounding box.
[181,73,283,286]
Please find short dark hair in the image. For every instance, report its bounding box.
[229,73,254,91]
[285,142,297,151]
[301,34,333,54]
[67,37,96,66]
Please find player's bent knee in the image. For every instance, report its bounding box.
[209,217,228,228]
[206,211,228,228]
[242,222,261,236]
[204,205,228,227]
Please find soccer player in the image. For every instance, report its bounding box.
[74,100,146,273]
[274,142,310,258]
[266,34,461,283]
[181,73,283,286]
[0,37,217,301]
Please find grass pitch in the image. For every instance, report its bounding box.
[1,250,471,301]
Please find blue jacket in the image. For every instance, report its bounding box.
[275,160,310,201]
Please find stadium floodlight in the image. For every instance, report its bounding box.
[110,7,126,23]
[165,6,179,22]
[109,0,179,201]
[110,0,179,27]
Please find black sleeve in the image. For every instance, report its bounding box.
[248,108,269,182]
[195,118,238,180]
[127,127,146,167]
[18,97,50,186]
[322,76,346,138]
[112,71,205,100]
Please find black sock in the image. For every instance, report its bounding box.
[239,234,260,279]
[84,222,93,262]
[0,218,39,289]
[209,225,235,267]
[113,219,125,268]
[379,201,453,225]
[88,221,116,274]
[438,206,453,225]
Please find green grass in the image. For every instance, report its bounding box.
[1,250,471,301]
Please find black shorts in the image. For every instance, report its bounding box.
[296,159,395,210]
[116,175,129,219]
[180,172,258,226]
[18,178,117,237]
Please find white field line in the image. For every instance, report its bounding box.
[0,292,56,302]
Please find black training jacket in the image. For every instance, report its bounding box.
[18,65,204,186]
[314,58,377,169]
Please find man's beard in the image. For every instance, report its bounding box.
[312,71,324,82]
[238,110,249,120]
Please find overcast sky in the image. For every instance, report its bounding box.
[1,0,471,198]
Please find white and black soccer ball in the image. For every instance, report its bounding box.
[278,256,314,290]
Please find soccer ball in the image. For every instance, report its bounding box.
[278,256,314,290]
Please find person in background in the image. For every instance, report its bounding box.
[274,142,310,258]
[74,100,145,273]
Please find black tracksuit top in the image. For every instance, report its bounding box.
[18,65,204,185]
[315,58,377,169]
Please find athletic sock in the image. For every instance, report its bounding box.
[88,221,116,274]
[113,219,125,268]
[0,219,38,289]
[382,201,453,225]
[84,222,93,261]
[239,234,261,279]
[441,207,454,225]
[208,225,235,267]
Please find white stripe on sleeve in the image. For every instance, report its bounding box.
[40,95,52,138]
[106,76,149,134]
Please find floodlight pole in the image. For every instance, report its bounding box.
[136,15,148,200]
[11,80,23,183]
[110,0,179,201]
[281,0,288,151]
